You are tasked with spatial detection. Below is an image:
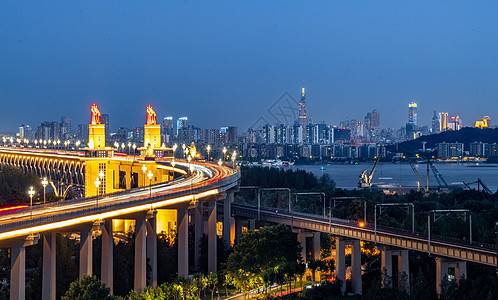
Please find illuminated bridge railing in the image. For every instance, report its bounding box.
[0,170,240,234]
[231,203,497,267]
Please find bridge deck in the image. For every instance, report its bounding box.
[232,204,497,267]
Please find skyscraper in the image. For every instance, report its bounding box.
[439,112,448,132]
[408,102,417,125]
[298,87,307,126]
[176,117,188,136]
[431,110,439,133]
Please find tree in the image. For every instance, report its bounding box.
[61,275,116,300]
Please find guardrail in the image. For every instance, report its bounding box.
[0,166,240,234]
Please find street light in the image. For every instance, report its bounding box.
[132,143,136,154]
[128,142,131,155]
[147,170,153,198]
[206,145,211,161]
[173,143,178,158]
[231,150,237,168]
[222,147,227,161]
[94,178,101,206]
[142,164,147,187]
[28,187,35,216]
[41,177,48,204]
[182,144,186,159]
[218,159,222,166]
[98,170,105,196]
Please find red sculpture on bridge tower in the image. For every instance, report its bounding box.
[91,103,101,125]
[146,105,157,125]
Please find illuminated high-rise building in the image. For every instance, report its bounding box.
[298,87,307,126]
[431,110,439,133]
[439,112,448,132]
[408,102,417,125]
[177,117,188,136]
[163,116,174,143]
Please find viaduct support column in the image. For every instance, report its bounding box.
[435,258,466,295]
[398,249,410,293]
[223,191,234,250]
[351,239,362,295]
[194,203,203,271]
[134,214,147,294]
[101,219,113,293]
[177,204,189,278]
[146,211,157,288]
[208,200,217,273]
[79,225,93,278]
[234,217,243,244]
[42,232,56,300]
[297,230,307,264]
[312,232,321,282]
[381,246,410,293]
[335,236,346,295]
[10,243,26,300]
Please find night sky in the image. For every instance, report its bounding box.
[1,1,498,133]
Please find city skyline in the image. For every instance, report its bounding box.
[2,2,498,132]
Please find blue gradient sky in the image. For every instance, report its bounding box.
[1,1,498,133]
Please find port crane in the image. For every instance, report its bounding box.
[463,178,492,194]
[358,154,382,188]
[408,159,449,192]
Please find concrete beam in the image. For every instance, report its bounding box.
[42,232,56,300]
[101,219,113,293]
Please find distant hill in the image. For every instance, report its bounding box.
[387,127,498,153]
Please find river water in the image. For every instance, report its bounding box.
[292,162,498,192]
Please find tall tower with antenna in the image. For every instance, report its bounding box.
[298,85,307,126]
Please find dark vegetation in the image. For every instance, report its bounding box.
[0,165,496,298]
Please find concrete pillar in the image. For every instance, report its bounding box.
[177,205,189,278]
[194,203,203,270]
[10,243,25,300]
[223,191,234,249]
[312,232,321,282]
[42,232,56,300]
[351,240,362,295]
[249,219,255,230]
[398,250,410,293]
[208,200,217,273]
[101,219,113,293]
[235,218,243,244]
[435,257,447,295]
[381,247,393,279]
[335,237,346,294]
[134,214,147,294]
[79,226,93,278]
[435,258,466,295]
[455,261,467,282]
[298,231,307,263]
[146,212,157,288]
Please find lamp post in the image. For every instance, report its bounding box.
[206,145,211,161]
[98,170,105,197]
[76,140,81,149]
[28,187,35,216]
[374,203,415,245]
[132,143,136,155]
[171,160,176,177]
[187,155,192,175]
[231,150,237,168]
[121,143,125,153]
[218,159,222,166]
[182,144,186,159]
[172,144,178,158]
[148,170,153,198]
[41,177,48,204]
[94,178,101,206]
[128,142,131,155]
[114,142,119,150]
[222,147,227,161]
[142,164,147,187]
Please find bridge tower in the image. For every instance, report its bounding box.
[140,105,172,158]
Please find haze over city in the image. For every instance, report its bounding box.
[2,1,498,132]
